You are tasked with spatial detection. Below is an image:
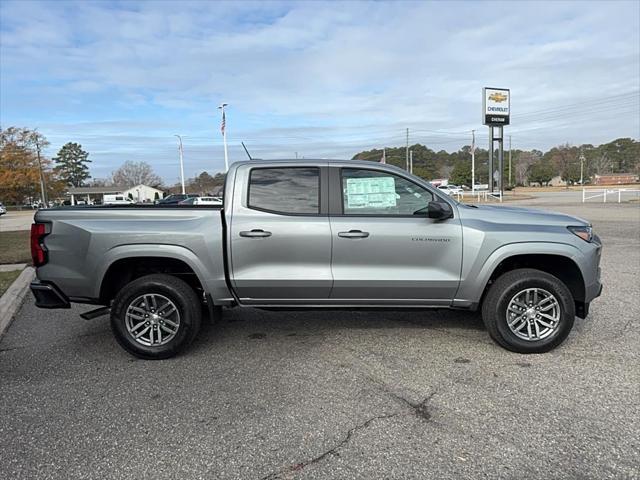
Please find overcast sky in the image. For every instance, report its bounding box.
[1,0,639,183]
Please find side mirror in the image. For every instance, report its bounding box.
[427,201,453,220]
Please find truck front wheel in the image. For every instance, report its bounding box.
[482,268,575,353]
[110,274,202,359]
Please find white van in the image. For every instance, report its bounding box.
[103,195,133,205]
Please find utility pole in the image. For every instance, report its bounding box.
[471,130,476,193]
[34,140,48,206]
[579,149,585,185]
[508,135,512,187]
[405,128,409,171]
[174,135,185,194]
[409,150,413,174]
[218,103,229,172]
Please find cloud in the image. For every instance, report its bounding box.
[1,0,638,181]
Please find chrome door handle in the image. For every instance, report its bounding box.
[338,230,370,238]
[239,229,272,238]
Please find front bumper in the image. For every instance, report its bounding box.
[30,281,70,309]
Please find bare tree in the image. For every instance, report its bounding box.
[112,161,162,188]
[591,153,612,175]
[514,150,540,185]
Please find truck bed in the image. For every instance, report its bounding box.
[34,207,230,304]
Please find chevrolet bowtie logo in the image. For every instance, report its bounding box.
[489,92,508,103]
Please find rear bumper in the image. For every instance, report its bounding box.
[30,281,70,309]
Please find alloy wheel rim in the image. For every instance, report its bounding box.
[506,287,561,341]
[125,294,180,347]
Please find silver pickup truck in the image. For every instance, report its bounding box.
[30,160,602,359]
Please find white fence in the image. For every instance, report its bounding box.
[453,191,502,202]
[582,188,640,203]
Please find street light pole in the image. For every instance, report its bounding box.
[34,140,48,206]
[508,135,512,187]
[218,103,229,172]
[405,128,409,171]
[174,135,185,194]
[471,130,476,193]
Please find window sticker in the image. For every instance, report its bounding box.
[346,177,397,209]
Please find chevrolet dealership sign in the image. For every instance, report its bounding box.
[483,87,510,125]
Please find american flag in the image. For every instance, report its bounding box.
[221,110,226,135]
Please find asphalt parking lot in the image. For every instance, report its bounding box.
[1,199,639,480]
[0,210,35,232]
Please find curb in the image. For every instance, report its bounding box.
[0,267,35,339]
[0,263,27,272]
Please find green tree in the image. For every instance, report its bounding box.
[528,159,555,186]
[546,143,579,187]
[449,159,472,186]
[53,142,91,187]
[187,171,226,194]
[598,138,639,173]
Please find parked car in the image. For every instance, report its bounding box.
[438,184,464,195]
[179,196,223,206]
[155,193,199,205]
[103,195,133,205]
[0,202,6,215]
[30,160,602,359]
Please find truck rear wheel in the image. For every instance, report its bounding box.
[110,274,201,359]
[481,268,575,353]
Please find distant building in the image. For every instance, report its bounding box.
[124,184,165,203]
[549,175,568,187]
[592,173,639,185]
[67,184,164,205]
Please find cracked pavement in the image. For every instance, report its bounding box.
[1,201,639,479]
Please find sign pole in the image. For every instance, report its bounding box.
[498,126,504,195]
[488,126,494,192]
[483,87,510,195]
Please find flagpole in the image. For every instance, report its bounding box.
[218,103,229,172]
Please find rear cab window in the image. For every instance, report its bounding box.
[248,167,320,215]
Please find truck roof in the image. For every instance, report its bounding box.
[230,159,409,174]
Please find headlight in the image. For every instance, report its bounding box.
[568,225,593,242]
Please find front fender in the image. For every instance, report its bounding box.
[453,241,584,307]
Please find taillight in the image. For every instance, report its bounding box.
[30,223,48,267]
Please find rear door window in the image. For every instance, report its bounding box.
[248,167,320,215]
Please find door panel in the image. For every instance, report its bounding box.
[229,166,332,302]
[329,216,462,301]
[329,166,462,302]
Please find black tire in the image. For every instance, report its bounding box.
[481,268,575,353]
[110,274,202,359]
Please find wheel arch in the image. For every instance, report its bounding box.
[97,245,209,304]
[477,252,586,318]
[457,242,588,317]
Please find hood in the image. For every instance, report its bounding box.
[458,203,590,227]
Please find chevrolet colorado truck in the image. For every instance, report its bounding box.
[29,160,602,359]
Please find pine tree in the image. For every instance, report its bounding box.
[53,142,91,187]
